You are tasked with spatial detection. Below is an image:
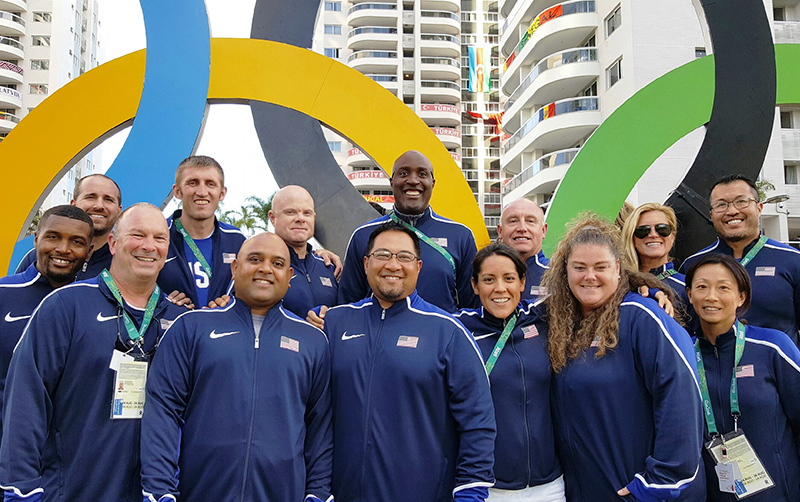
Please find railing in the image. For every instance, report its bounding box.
[0,85,21,100]
[349,3,397,14]
[485,216,501,227]
[775,21,800,44]
[420,57,460,68]
[503,97,598,153]
[348,50,398,62]
[503,0,596,71]
[420,33,459,44]
[503,148,579,194]
[782,129,800,160]
[0,60,22,75]
[349,26,397,37]
[420,80,460,90]
[420,10,460,21]
[0,11,24,27]
[0,36,23,51]
[0,110,20,123]
[366,74,398,82]
[505,48,597,111]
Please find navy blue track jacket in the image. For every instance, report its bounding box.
[0,277,184,502]
[679,237,800,345]
[324,291,496,501]
[551,293,705,502]
[522,251,549,300]
[695,323,800,501]
[454,300,562,490]
[158,210,245,307]
[282,243,338,318]
[337,207,478,312]
[16,243,112,281]
[141,298,333,502]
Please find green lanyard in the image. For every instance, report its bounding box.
[174,219,212,278]
[694,321,746,436]
[484,313,517,376]
[739,235,768,268]
[100,269,160,344]
[656,268,678,280]
[389,212,456,277]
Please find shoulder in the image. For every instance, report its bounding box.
[0,270,38,287]
[161,300,237,338]
[681,239,722,266]
[37,281,101,312]
[665,273,686,287]
[407,296,470,334]
[345,216,391,253]
[763,238,800,258]
[620,292,682,333]
[452,308,482,328]
[277,305,329,344]
[428,210,475,238]
[744,324,800,370]
[328,297,374,317]
[217,221,246,240]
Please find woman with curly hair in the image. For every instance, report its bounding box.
[542,214,705,501]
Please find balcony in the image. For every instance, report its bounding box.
[0,11,24,36]
[0,0,26,12]
[348,26,397,50]
[501,0,562,50]
[419,10,460,35]
[432,126,461,148]
[419,79,461,102]
[417,102,461,126]
[347,147,374,168]
[783,129,800,161]
[366,73,399,93]
[775,21,800,44]
[420,56,460,79]
[348,169,391,189]
[348,2,398,28]
[0,109,19,131]
[348,50,398,73]
[0,59,21,84]
[420,0,460,12]
[419,33,460,58]
[502,96,600,161]
[501,1,597,92]
[503,148,578,196]
[0,36,22,59]
[503,47,598,130]
[0,84,21,107]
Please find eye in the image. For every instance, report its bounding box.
[248,256,262,263]
[273,260,285,268]
[695,284,707,290]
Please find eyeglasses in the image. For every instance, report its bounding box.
[710,198,758,213]
[633,223,674,239]
[367,249,419,263]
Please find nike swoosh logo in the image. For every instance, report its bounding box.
[473,333,496,341]
[4,313,31,323]
[210,330,239,339]
[165,256,177,263]
[342,331,366,341]
[97,313,119,322]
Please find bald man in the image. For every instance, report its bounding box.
[269,185,339,317]
[497,199,550,300]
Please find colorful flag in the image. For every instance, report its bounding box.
[522,325,539,339]
[397,335,419,348]
[468,46,491,93]
[280,336,299,352]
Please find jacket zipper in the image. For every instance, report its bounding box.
[509,329,532,484]
[361,308,386,498]
[239,321,261,501]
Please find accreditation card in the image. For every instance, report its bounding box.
[707,430,773,499]
[111,360,148,419]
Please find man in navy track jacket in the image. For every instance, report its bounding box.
[321,222,495,502]
[141,232,333,502]
[497,199,550,300]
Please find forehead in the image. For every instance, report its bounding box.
[694,262,736,280]
[568,242,616,263]
[77,177,119,200]
[40,214,92,237]
[120,208,168,234]
[275,191,315,212]
[637,210,669,225]
[373,230,415,251]
[393,154,433,174]
[502,201,542,222]
[478,254,517,274]
[240,235,290,260]
[711,181,754,201]
[179,165,223,184]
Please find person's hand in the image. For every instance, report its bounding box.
[206,294,231,309]
[617,487,631,497]
[306,306,328,330]
[315,249,343,281]
[639,286,674,318]
[167,290,194,310]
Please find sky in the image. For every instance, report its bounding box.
[96,0,279,216]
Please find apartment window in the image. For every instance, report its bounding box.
[781,111,793,129]
[30,59,49,70]
[33,12,52,22]
[328,141,342,152]
[31,36,51,47]
[324,2,342,11]
[605,6,622,38]
[774,7,785,21]
[606,58,622,88]
[324,25,342,35]
[786,164,798,184]
[29,84,48,95]
[695,47,706,58]
[324,48,340,58]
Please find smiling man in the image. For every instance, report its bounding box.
[338,150,478,312]
[141,232,333,502]
[158,155,246,308]
[680,174,800,344]
[0,203,184,502]
[497,198,549,299]
[322,222,495,501]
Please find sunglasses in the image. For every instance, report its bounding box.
[633,223,674,239]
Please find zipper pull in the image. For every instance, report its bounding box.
[381,309,386,320]
[713,346,718,359]
[306,273,312,284]
[255,330,260,349]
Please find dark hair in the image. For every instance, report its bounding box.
[472,242,527,282]
[74,174,122,205]
[365,221,421,258]
[38,205,95,241]
[175,155,225,186]
[685,253,751,315]
[710,174,759,202]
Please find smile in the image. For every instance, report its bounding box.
[135,256,156,263]
[50,257,73,265]
[491,298,510,304]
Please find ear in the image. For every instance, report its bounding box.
[219,186,227,202]
[737,290,746,309]
[541,222,548,239]
[230,258,238,277]
[33,232,39,248]
[108,233,118,256]
[268,210,276,225]
[363,255,369,274]
[471,277,479,296]
[172,183,181,199]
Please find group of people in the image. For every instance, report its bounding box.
[0,147,797,502]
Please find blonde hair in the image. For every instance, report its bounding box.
[621,203,678,271]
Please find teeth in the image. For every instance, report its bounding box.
[195,200,210,205]
[491,298,509,304]
[89,214,105,219]
[254,279,271,284]
[514,237,529,241]
[405,190,421,196]
[51,258,70,265]
[726,219,743,225]
[136,257,156,262]
[646,242,662,247]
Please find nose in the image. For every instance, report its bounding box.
[724,201,739,215]
[55,237,71,254]
[648,226,659,237]
[384,255,403,269]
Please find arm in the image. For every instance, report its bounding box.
[445,326,496,502]
[140,319,193,502]
[303,338,333,501]
[314,249,343,281]
[0,295,72,501]
[770,332,800,459]
[455,233,478,310]
[337,232,369,305]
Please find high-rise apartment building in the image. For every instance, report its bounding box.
[0,0,101,209]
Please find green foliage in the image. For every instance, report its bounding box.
[216,191,277,235]
[756,179,776,202]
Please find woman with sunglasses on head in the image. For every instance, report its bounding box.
[544,214,705,502]
[686,253,800,501]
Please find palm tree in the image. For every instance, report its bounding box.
[246,192,276,232]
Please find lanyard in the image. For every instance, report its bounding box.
[484,313,517,376]
[656,268,678,280]
[389,212,456,277]
[694,321,746,436]
[100,269,160,343]
[174,219,212,278]
[739,235,768,268]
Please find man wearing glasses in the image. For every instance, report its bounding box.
[680,174,800,345]
[314,222,496,502]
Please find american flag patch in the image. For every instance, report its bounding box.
[735,364,754,378]
[755,266,775,277]
[522,325,539,339]
[397,335,419,348]
[320,277,333,288]
[223,253,236,264]
[590,337,601,347]
[280,336,299,352]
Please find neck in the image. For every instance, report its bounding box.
[108,266,157,308]
[700,318,736,345]
[523,249,540,261]
[37,267,71,289]
[639,255,668,273]
[179,213,215,239]
[727,235,759,259]
[240,295,277,316]
[291,242,307,259]
[376,297,396,309]
[92,232,110,252]
[394,206,426,217]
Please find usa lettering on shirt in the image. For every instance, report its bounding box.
[755,266,776,277]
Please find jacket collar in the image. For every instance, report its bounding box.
[648,261,676,275]
[95,274,170,316]
[714,236,763,257]
[391,206,432,227]
[168,209,220,236]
